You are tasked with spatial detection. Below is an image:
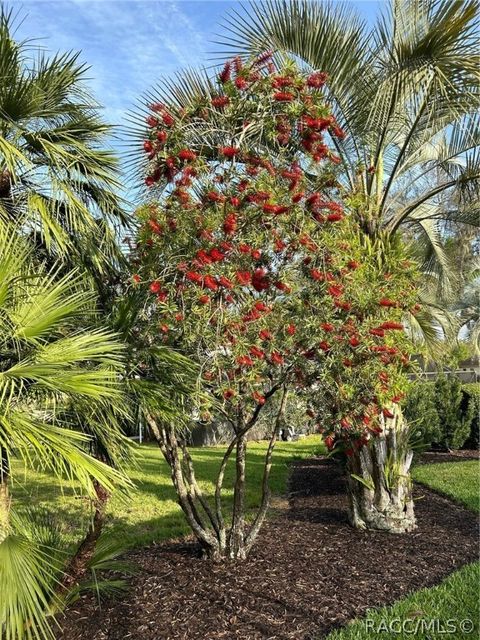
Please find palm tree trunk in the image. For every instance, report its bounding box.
[59,481,109,592]
[345,405,416,533]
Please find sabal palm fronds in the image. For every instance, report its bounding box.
[217,0,479,272]
[0,222,131,640]
[0,8,129,282]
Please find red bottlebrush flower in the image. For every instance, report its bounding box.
[334,300,352,311]
[272,75,294,88]
[235,76,248,90]
[328,284,343,298]
[274,280,291,293]
[218,276,233,289]
[274,239,286,252]
[236,270,251,286]
[251,249,262,261]
[247,190,271,203]
[326,212,344,222]
[146,115,158,127]
[321,323,334,332]
[219,61,231,83]
[340,417,351,429]
[324,435,335,450]
[224,388,235,400]
[292,192,304,203]
[225,294,234,303]
[145,176,155,187]
[223,213,238,235]
[175,313,184,322]
[143,140,153,153]
[196,249,212,265]
[132,274,141,284]
[230,196,241,207]
[392,394,404,403]
[306,71,327,88]
[148,219,162,235]
[249,346,265,360]
[149,280,162,294]
[369,327,385,337]
[259,329,273,341]
[343,358,353,367]
[254,300,269,312]
[186,271,203,284]
[379,298,398,307]
[319,341,331,352]
[252,391,266,405]
[212,95,230,108]
[161,112,175,127]
[271,351,284,365]
[203,275,218,291]
[349,336,361,347]
[157,130,167,143]
[347,260,360,270]
[286,323,296,336]
[237,355,254,367]
[379,371,389,383]
[273,91,295,102]
[252,268,269,292]
[331,124,346,139]
[239,243,251,254]
[310,269,324,281]
[209,248,225,263]
[178,148,197,162]
[206,190,225,203]
[199,294,210,305]
[264,203,289,216]
[160,324,169,333]
[379,321,404,331]
[382,408,395,419]
[220,146,240,158]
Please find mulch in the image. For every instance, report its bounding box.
[415,449,479,465]
[56,456,479,640]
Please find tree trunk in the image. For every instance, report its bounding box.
[229,435,247,560]
[345,405,416,534]
[59,481,109,592]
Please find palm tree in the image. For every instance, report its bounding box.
[0,8,130,293]
[213,0,480,532]
[219,0,479,316]
[0,221,131,640]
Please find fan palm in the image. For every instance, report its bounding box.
[217,0,479,246]
[0,221,131,640]
[0,8,130,288]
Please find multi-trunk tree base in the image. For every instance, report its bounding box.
[345,406,416,534]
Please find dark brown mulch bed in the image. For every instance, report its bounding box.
[415,449,479,465]
[56,458,479,640]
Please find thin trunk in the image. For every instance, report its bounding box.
[60,481,109,592]
[145,413,221,559]
[229,434,247,560]
[345,405,416,533]
[244,387,288,555]
[0,447,10,543]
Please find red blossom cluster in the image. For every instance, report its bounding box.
[133,56,418,449]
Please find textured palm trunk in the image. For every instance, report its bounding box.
[59,481,110,592]
[345,405,416,534]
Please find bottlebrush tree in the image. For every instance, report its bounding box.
[132,53,420,557]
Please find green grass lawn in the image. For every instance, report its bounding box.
[11,435,324,550]
[412,460,479,512]
[327,458,480,640]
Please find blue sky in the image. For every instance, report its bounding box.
[13,0,385,129]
